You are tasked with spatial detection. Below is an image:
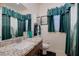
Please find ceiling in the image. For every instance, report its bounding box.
[3,3,27,12]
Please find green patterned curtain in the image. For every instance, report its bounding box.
[27,14,32,38]
[21,15,26,32]
[27,14,31,32]
[65,3,79,56]
[2,7,12,40]
[65,12,71,56]
[2,15,12,40]
[59,14,64,32]
[51,15,55,32]
[59,4,71,33]
[48,15,52,32]
[64,4,75,56]
[48,9,55,32]
[60,14,67,32]
[23,20,26,32]
[17,19,24,37]
[74,3,79,56]
[48,15,55,32]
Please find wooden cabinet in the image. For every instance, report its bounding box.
[24,41,42,56]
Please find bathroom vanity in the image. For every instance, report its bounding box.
[0,37,42,56]
[25,40,42,56]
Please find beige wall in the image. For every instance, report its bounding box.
[38,3,65,16]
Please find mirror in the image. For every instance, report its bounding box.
[25,20,28,32]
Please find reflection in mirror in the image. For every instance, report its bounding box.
[10,17,18,38]
[26,20,28,32]
[24,20,28,38]
[0,12,2,41]
[54,15,60,32]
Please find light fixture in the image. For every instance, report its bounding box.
[16,3,20,4]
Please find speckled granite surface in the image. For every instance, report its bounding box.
[0,36,42,56]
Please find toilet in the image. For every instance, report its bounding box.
[43,43,49,55]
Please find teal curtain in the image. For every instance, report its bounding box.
[60,14,67,32]
[63,14,67,33]
[65,12,71,56]
[22,15,26,32]
[73,3,79,56]
[60,13,70,55]
[64,4,74,56]
[65,3,79,56]
[51,15,55,32]
[27,14,32,38]
[17,19,24,36]
[59,14,64,32]
[59,4,71,33]
[2,15,12,40]
[48,9,55,32]
[27,14,31,32]
[23,20,26,32]
[48,15,51,32]
[48,15,55,32]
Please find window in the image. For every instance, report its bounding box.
[54,15,60,32]
[10,17,18,38]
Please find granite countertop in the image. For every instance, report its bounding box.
[0,37,42,56]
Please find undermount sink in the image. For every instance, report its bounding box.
[13,41,34,50]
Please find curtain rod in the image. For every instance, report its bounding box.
[36,15,48,18]
[36,15,55,18]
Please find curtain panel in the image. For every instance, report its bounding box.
[47,9,55,32]
[74,3,79,56]
[65,12,71,56]
[2,15,12,40]
[27,14,32,38]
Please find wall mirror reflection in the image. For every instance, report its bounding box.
[10,17,18,38]
[25,20,28,32]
